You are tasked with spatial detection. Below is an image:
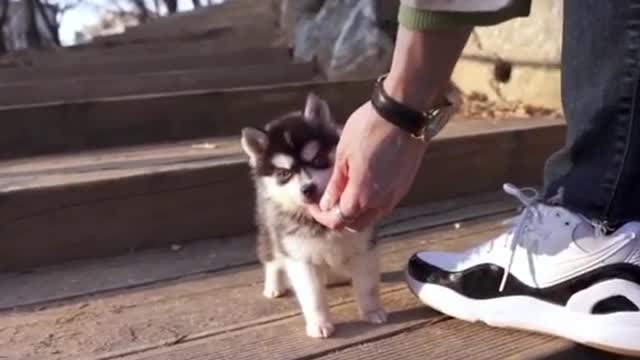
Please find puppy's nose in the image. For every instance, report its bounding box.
[301,183,317,199]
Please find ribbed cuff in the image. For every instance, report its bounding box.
[398,1,531,30]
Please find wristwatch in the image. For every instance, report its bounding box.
[370,74,455,142]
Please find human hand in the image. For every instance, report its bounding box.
[306,101,428,230]
[306,26,470,230]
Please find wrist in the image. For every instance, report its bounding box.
[370,74,455,143]
[372,110,429,150]
[383,26,471,111]
[382,71,443,113]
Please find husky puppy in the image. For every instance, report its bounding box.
[240,93,387,338]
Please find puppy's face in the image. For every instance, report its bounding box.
[241,93,341,211]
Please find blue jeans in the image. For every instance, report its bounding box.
[543,0,640,228]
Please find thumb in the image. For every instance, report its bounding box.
[320,159,348,211]
[338,175,363,218]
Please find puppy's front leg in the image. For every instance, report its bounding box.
[263,260,287,298]
[285,259,334,338]
[350,249,387,324]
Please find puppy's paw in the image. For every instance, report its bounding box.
[262,288,287,299]
[306,320,335,338]
[361,307,387,324]
[262,276,287,299]
[262,282,288,299]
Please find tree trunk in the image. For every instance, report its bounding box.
[25,0,43,48]
[0,0,8,54]
[164,0,178,14]
[132,0,151,22]
[33,0,61,46]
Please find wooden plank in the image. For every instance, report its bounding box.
[0,118,558,190]
[0,48,293,82]
[398,117,564,204]
[9,43,290,68]
[123,0,279,34]
[0,211,511,360]
[121,289,441,360]
[0,191,515,310]
[0,161,253,271]
[0,137,241,182]
[93,19,281,49]
[315,320,618,360]
[93,0,281,46]
[0,80,373,160]
[124,292,623,360]
[0,63,318,106]
[0,118,563,270]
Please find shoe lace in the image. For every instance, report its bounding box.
[592,220,611,238]
[498,183,543,292]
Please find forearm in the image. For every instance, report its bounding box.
[382,0,532,111]
[384,26,471,111]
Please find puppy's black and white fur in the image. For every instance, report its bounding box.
[241,93,386,338]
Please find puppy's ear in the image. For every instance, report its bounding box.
[303,92,336,129]
[241,127,268,166]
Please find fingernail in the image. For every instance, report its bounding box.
[320,196,331,211]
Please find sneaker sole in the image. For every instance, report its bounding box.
[405,270,640,357]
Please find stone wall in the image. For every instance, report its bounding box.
[451,0,563,110]
[285,0,563,110]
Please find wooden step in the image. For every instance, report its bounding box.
[0,191,516,310]
[0,62,318,106]
[0,80,372,160]
[6,41,289,68]
[124,0,280,35]
[88,22,282,52]
[0,203,620,360]
[0,47,293,82]
[0,117,565,270]
[92,0,282,46]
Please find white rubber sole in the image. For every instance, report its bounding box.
[405,272,640,356]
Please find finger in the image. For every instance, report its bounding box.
[338,172,366,219]
[307,204,344,229]
[319,159,348,211]
[344,208,381,232]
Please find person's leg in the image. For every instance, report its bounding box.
[405,1,640,355]
[544,0,640,229]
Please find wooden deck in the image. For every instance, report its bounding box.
[0,192,630,360]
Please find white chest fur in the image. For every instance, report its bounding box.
[280,228,374,267]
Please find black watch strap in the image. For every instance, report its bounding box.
[370,74,452,140]
[370,75,426,137]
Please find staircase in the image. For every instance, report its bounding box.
[0,0,565,272]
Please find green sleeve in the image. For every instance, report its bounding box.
[398,0,532,30]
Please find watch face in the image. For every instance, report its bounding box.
[424,106,453,140]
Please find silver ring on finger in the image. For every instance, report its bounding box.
[335,205,356,223]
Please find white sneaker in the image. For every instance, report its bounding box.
[405,183,640,356]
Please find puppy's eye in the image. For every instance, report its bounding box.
[275,168,292,181]
[311,156,328,168]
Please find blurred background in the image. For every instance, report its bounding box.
[0,0,563,116]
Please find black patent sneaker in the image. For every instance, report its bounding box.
[406,184,640,356]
